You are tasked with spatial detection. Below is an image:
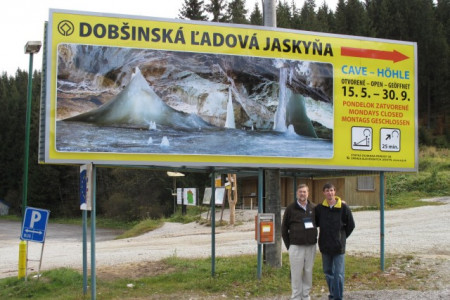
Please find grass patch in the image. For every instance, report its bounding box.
[116,206,208,239]
[419,146,449,172]
[115,218,164,239]
[385,146,449,209]
[343,254,430,292]
[165,206,204,224]
[0,253,435,299]
[386,170,449,209]
[0,215,21,222]
[0,268,84,300]
[385,191,444,209]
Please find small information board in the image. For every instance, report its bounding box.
[21,207,50,243]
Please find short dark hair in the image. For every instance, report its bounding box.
[322,183,335,191]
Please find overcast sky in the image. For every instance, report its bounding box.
[0,0,337,75]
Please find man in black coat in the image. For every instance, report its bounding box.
[315,183,355,300]
[282,184,317,300]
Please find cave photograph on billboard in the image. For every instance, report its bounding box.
[55,44,333,159]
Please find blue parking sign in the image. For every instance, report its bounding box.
[21,207,50,243]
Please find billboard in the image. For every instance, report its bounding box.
[42,9,417,171]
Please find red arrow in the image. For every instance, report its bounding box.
[341,47,409,63]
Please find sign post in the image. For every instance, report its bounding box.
[20,207,50,280]
[80,164,93,294]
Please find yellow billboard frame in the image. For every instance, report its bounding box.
[42,9,418,171]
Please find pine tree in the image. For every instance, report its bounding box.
[316,2,335,33]
[290,0,302,29]
[299,0,318,31]
[206,0,228,22]
[0,71,35,213]
[179,0,208,21]
[335,0,373,36]
[334,0,347,34]
[249,2,263,25]
[436,0,450,42]
[366,0,407,39]
[226,0,248,24]
[276,0,291,29]
[435,0,450,142]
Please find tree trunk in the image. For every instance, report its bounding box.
[227,174,237,225]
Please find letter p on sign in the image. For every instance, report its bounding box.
[30,211,42,228]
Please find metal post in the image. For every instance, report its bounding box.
[167,172,184,214]
[293,175,297,203]
[262,0,282,270]
[211,169,216,277]
[181,177,187,215]
[91,165,97,300]
[380,171,385,271]
[37,242,45,281]
[21,53,34,219]
[173,177,177,214]
[19,42,40,281]
[257,168,263,279]
[263,0,276,27]
[82,209,88,295]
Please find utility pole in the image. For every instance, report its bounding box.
[263,0,276,27]
[263,0,282,268]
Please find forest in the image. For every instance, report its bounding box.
[0,0,448,218]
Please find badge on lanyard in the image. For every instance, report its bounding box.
[303,217,314,229]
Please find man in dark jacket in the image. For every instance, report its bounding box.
[282,184,317,300]
[315,183,355,300]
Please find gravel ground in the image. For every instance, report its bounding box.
[1,197,449,299]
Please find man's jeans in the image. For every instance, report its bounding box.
[321,253,345,300]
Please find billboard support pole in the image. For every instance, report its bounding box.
[380,171,385,271]
[293,175,297,197]
[210,168,216,277]
[262,0,282,270]
[257,168,263,279]
[82,209,87,294]
[91,165,97,300]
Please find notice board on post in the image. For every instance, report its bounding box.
[41,9,417,172]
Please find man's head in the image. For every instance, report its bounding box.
[296,184,309,204]
[322,183,336,202]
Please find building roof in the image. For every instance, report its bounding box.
[0,199,10,207]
